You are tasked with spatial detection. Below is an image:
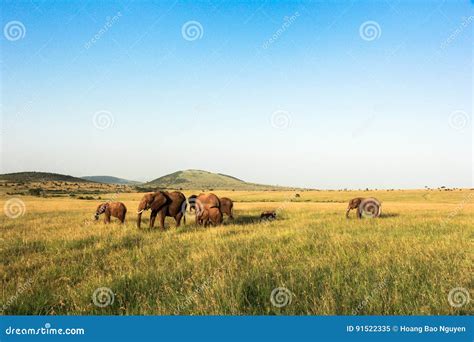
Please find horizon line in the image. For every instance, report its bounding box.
[0,169,472,191]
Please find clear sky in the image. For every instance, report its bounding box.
[1,0,472,189]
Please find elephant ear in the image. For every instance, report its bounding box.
[146,194,156,208]
[150,192,169,211]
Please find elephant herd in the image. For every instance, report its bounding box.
[94,192,382,226]
[94,191,234,228]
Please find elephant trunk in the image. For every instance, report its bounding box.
[137,211,143,228]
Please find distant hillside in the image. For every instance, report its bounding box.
[144,169,289,190]
[81,176,140,185]
[0,172,92,183]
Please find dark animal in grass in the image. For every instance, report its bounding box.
[137,191,186,229]
[260,211,276,220]
[219,197,234,219]
[95,202,127,224]
[192,193,222,226]
[346,197,381,218]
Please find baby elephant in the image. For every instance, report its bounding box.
[95,202,127,224]
[346,197,381,218]
[346,197,364,219]
[199,207,223,227]
[260,211,276,220]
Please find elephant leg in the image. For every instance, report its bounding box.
[159,211,166,229]
[357,208,362,219]
[175,212,183,227]
[150,210,158,228]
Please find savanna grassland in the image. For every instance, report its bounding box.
[1,188,473,315]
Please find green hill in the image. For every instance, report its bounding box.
[0,172,93,183]
[144,169,289,190]
[81,176,140,185]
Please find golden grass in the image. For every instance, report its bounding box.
[1,190,473,315]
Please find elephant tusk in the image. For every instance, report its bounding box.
[137,209,144,214]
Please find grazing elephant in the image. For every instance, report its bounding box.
[137,191,186,228]
[192,193,222,226]
[95,202,127,224]
[346,197,381,218]
[220,197,234,219]
[199,207,223,227]
[346,197,364,218]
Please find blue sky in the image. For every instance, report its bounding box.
[1,0,472,188]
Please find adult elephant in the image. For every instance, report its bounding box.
[137,191,186,228]
[190,193,222,227]
[219,197,234,219]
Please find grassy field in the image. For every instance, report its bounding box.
[1,189,473,315]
